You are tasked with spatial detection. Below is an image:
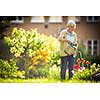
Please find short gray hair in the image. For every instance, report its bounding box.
[67,20,76,29]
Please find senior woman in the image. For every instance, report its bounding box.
[58,20,78,80]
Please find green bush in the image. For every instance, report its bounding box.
[76,43,86,61]
[0,59,25,79]
[28,63,60,79]
[28,64,49,78]
[86,56,100,65]
[48,64,60,80]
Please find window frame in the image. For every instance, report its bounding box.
[48,16,63,23]
[86,16,99,22]
[68,16,80,23]
[30,16,45,23]
[10,16,24,23]
[86,39,99,56]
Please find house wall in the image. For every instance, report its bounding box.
[77,17,100,41]
[6,16,68,37]
[4,16,100,55]
[76,17,100,55]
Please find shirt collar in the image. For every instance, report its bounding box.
[66,29,75,36]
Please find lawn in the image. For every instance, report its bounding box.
[0,78,97,83]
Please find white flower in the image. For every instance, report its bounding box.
[78,69,83,72]
[72,70,75,74]
[82,67,85,71]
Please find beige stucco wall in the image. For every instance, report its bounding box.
[76,17,100,55]
[6,16,68,37]
[4,16,100,55]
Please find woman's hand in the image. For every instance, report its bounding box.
[66,39,71,43]
[73,53,77,58]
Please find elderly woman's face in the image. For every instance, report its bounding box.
[68,25,75,32]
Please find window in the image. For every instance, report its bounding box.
[31,16,45,23]
[68,16,80,23]
[86,40,99,56]
[48,16,63,23]
[10,16,24,23]
[87,16,99,22]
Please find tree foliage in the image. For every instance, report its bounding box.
[4,28,60,78]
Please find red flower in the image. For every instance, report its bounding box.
[74,64,80,70]
[77,58,81,64]
[86,61,90,65]
[81,58,85,63]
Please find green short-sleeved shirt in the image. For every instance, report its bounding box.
[59,29,78,57]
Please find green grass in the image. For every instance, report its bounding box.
[0,78,97,83]
[0,78,58,83]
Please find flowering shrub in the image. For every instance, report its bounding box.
[73,64,80,70]
[86,61,91,66]
[77,58,90,67]
[4,28,60,78]
[72,63,100,82]
[74,58,90,72]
